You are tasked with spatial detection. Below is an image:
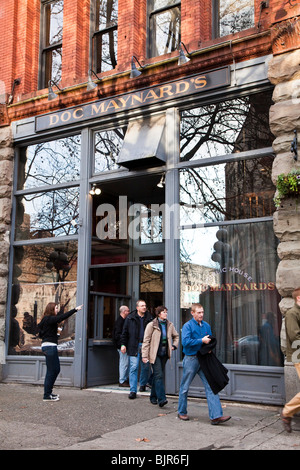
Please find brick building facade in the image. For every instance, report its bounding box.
[0,0,299,403]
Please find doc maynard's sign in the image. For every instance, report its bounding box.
[35,66,230,132]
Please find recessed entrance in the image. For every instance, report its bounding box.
[86,173,165,387]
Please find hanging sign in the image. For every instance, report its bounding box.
[35,66,230,132]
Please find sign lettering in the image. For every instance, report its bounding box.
[35,67,230,132]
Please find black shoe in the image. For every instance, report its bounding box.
[159,400,168,408]
[139,385,146,392]
[150,399,158,405]
[128,392,136,399]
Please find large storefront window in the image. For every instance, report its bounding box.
[8,136,81,356]
[180,222,283,367]
[179,92,283,368]
[9,241,78,356]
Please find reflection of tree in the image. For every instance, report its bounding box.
[94,127,127,172]
[17,136,81,239]
[180,93,275,223]
[22,136,81,188]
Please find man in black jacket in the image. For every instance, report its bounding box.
[121,300,152,399]
[112,305,130,387]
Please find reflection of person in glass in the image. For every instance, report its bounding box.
[258,312,282,366]
[38,302,83,401]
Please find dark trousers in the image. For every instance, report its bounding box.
[42,346,60,398]
[150,355,168,405]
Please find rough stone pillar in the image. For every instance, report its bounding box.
[0,125,14,381]
[268,49,300,402]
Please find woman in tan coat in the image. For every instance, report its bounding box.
[142,306,179,407]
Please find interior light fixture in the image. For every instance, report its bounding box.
[48,80,63,101]
[178,42,191,66]
[8,78,21,105]
[89,184,101,196]
[130,56,145,78]
[87,69,101,91]
[157,174,165,188]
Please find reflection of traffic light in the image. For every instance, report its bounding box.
[46,250,71,274]
[211,228,234,267]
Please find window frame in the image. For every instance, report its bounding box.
[147,0,181,58]
[92,0,118,74]
[39,0,64,90]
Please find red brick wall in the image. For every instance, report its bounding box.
[2,0,298,123]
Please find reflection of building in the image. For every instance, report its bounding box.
[0,1,300,405]
[180,262,219,308]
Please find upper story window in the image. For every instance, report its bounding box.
[93,0,118,74]
[216,0,254,37]
[148,0,181,58]
[40,0,64,88]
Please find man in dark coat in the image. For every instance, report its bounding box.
[120,300,152,399]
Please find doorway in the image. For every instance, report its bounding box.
[86,173,165,387]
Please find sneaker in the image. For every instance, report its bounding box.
[128,392,137,399]
[43,395,60,402]
[50,393,60,399]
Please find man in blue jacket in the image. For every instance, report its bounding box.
[177,303,231,424]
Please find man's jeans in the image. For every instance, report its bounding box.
[129,343,150,393]
[118,349,129,384]
[150,354,168,404]
[42,345,60,398]
[178,355,223,420]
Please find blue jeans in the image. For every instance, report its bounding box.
[118,349,129,383]
[150,355,168,404]
[42,346,60,398]
[178,355,223,420]
[129,343,150,393]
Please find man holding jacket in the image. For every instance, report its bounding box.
[177,303,231,425]
[121,300,152,399]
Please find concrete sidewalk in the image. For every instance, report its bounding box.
[0,382,299,451]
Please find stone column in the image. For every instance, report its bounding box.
[0,126,14,381]
[268,49,300,401]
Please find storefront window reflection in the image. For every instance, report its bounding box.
[18,135,81,190]
[180,92,273,161]
[180,222,283,367]
[94,127,127,173]
[15,187,80,240]
[180,155,275,224]
[9,242,78,356]
[218,0,254,37]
